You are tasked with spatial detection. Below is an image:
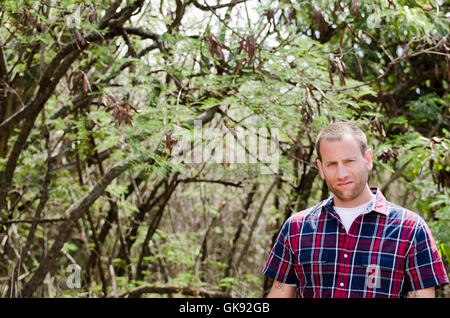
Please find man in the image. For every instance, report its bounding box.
[263,121,448,298]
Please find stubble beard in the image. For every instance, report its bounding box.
[326,170,369,204]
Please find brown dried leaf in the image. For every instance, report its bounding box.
[328,67,334,86]
[206,33,230,61]
[109,98,136,126]
[352,0,359,17]
[165,134,174,153]
[218,200,226,210]
[246,35,256,64]
[217,47,225,61]
[337,67,346,86]
[267,8,275,22]
[363,31,376,42]
[217,40,231,52]
[354,53,363,77]
[314,7,322,24]
[340,26,346,47]
[207,35,216,57]
[128,103,138,113]
[82,72,92,94]
[67,71,75,92]
[289,7,296,21]
[239,37,245,54]
[285,131,296,144]
[327,57,335,86]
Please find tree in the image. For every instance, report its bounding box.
[0,0,448,297]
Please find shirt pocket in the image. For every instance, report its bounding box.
[296,250,333,293]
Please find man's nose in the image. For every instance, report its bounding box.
[336,163,350,179]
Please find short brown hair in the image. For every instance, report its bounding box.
[315,121,368,162]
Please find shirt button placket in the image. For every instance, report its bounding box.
[337,252,350,292]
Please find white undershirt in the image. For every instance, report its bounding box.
[333,198,375,233]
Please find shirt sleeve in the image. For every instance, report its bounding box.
[404,216,449,291]
[262,217,298,284]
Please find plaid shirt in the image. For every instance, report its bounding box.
[263,187,449,298]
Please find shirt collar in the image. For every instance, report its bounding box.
[320,186,389,216]
[370,187,389,215]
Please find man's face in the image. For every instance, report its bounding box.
[317,135,373,205]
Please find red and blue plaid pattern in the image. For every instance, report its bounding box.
[263,187,449,298]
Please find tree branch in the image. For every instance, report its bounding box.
[179,178,242,187]
[0,217,66,225]
[20,160,129,297]
[168,0,187,34]
[115,284,230,298]
[192,0,248,11]
[121,28,138,58]
[0,0,147,217]
[0,0,147,136]
[0,41,8,81]
[234,177,278,271]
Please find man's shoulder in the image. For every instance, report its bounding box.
[373,187,425,226]
[384,200,426,227]
[288,199,328,224]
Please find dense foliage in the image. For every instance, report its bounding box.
[0,0,448,297]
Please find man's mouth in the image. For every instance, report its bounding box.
[337,181,353,187]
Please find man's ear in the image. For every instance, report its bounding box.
[317,159,325,179]
[365,149,373,171]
